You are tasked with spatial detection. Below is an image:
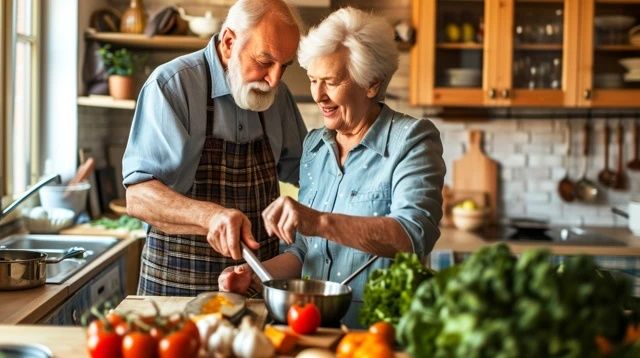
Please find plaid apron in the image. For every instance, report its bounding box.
[138,54,280,296]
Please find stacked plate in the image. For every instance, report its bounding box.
[594,73,623,88]
[594,15,635,30]
[619,57,640,82]
[630,25,640,46]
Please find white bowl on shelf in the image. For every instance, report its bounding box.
[24,207,75,234]
[447,68,481,87]
[619,57,640,72]
[594,15,636,30]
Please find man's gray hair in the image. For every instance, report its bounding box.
[220,0,303,43]
[298,7,398,102]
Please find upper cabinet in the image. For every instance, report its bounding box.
[578,0,640,107]
[410,0,640,108]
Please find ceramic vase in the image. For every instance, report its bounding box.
[120,0,146,34]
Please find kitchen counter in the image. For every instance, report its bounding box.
[0,228,144,324]
[436,226,640,256]
[0,296,409,357]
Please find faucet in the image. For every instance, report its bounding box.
[0,174,61,220]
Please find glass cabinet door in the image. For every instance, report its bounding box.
[507,0,574,106]
[435,0,485,89]
[410,0,488,106]
[580,0,640,107]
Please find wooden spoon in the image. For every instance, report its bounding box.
[628,121,640,171]
[610,121,627,191]
[557,121,575,202]
[598,122,615,187]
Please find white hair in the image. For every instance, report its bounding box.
[220,0,303,46]
[298,7,398,102]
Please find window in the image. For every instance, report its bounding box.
[2,0,40,197]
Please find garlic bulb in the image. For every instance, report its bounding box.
[208,319,236,357]
[196,314,220,352]
[232,316,275,358]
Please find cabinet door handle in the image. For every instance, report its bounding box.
[583,89,592,100]
[488,88,497,99]
[501,89,511,99]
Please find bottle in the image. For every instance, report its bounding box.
[120,0,147,34]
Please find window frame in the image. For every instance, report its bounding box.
[2,0,41,198]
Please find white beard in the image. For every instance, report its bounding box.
[226,49,276,112]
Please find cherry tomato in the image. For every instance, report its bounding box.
[368,321,395,345]
[87,319,106,337]
[87,331,123,358]
[122,331,157,358]
[287,302,321,335]
[105,311,126,328]
[158,330,199,358]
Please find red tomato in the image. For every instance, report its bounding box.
[105,311,126,328]
[87,319,106,337]
[87,331,123,358]
[158,331,199,358]
[287,302,321,335]
[122,331,157,358]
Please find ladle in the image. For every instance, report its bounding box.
[598,121,615,187]
[575,121,599,202]
[628,120,640,171]
[610,121,627,190]
[557,121,575,202]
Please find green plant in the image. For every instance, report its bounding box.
[97,45,141,76]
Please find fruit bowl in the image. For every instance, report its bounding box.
[452,206,489,232]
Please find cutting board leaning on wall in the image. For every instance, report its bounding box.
[453,130,499,223]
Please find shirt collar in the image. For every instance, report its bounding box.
[204,34,231,99]
[310,103,393,157]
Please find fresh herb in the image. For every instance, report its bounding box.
[91,215,142,231]
[359,252,434,327]
[397,244,639,357]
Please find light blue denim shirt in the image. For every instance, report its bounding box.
[122,36,307,192]
[284,104,445,327]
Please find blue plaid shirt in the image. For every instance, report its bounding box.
[284,104,445,327]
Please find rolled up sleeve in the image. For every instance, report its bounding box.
[283,233,309,263]
[388,119,446,259]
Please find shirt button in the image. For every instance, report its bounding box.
[325,259,330,264]
[238,124,244,130]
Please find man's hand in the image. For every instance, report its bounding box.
[207,209,260,259]
[261,196,321,245]
[218,264,254,295]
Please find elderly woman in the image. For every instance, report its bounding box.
[219,7,445,327]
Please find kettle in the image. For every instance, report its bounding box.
[177,7,221,38]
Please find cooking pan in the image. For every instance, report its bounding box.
[0,247,85,290]
[241,244,378,325]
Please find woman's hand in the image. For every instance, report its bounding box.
[261,196,322,244]
[218,264,254,295]
[207,209,260,260]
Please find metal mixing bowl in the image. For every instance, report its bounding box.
[262,278,352,325]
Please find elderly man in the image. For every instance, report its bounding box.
[122,0,307,295]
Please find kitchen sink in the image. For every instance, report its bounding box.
[0,234,119,284]
[477,225,626,246]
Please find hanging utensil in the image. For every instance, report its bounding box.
[575,121,599,202]
[610,121,628,190]
[598,120,615,187]
[628,120,640,171]
[557,121,576,202]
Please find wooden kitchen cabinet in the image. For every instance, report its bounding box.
[410,0,640,108]
[577,0,640,107]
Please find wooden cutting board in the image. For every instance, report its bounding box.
[453,130,498,222]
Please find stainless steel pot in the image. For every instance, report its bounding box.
[242,244,378,325]
[0,247,85,290]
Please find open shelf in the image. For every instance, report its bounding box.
[85,29,209,51]
[596,44,640,51]
[514,43,563,51]
[78,95,136,110]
